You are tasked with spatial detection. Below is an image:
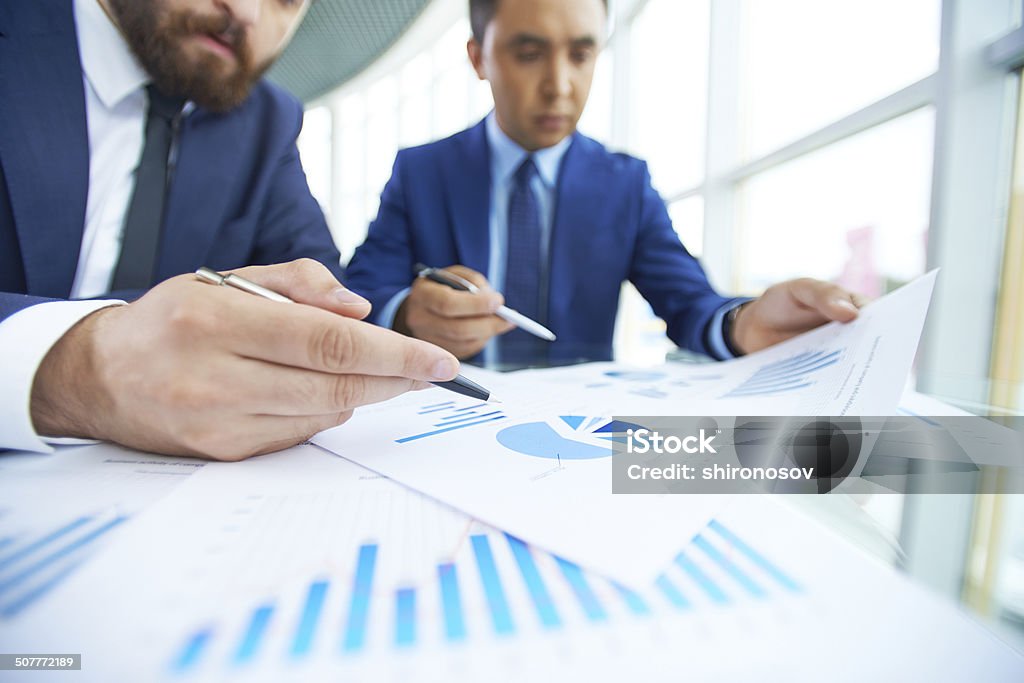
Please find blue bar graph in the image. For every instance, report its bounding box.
[693,535,766,598]
[724,349,842,398]
[290,580,328,657]
[0,537,14,553]
[505,534,561,628]
[342,544,378,652]
[438,563,467,642]
[434,410,503,427]
[418,401,455,413]
[655,575,690,609]
[613,582,652,616]
[0,516,127,595]
[234,604,274,665]
[0,516,93,571]
[554,556,608,622]
[709,521,801,592]
[470,535,515,635]
[171,628,213,675]
[396,414,507,443]
[395,589,416,647]
[675,550,729,604]
[417,403,458,415]
[0,559,84,619]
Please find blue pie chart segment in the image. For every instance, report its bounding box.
[497,417,646,460]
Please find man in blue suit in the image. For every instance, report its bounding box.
[346,0,864,366]
[0,0,459,457]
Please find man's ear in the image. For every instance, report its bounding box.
[467,38,487,80]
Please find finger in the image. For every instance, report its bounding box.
[227,259,372,320]
[442,265,505,307]
[789,280,860,323]
[417,312,512,344]
[218,299,460,381]
[415,278,501,318]
[226,358,433,416]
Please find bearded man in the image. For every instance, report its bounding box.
[0,0,461,459]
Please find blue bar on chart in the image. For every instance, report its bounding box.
[505,534,561,628]
[709,521,801,592]
[433,410,503,427]
[674,550,729,604]
[342,544,378,652]
[554,556,608,622]
[233,604,274,665]
[396,414,507,444]
[654,575,690,610]
[0,559,84,619]
[612,582,652,616]
[0,516,93,571]
[417,401,455,414]
[723,350,842,398]
[692,535,766,598]
[0,537,14,553]
[438,563,467,642]
[395,588,416,647]
[470,535,515,635]
[291,580,329,657]
[0,516,127,595]
[171,628,213,675]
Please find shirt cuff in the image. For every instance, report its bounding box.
[0,299,124,453]
[377,287,411,329]
[705,298,754,360]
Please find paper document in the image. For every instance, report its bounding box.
[312,273,937,585]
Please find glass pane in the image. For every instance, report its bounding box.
[630,0,710,195]
[668,196,704,258]
[740,0,940,159]
[296,106,333,221]
[736,108,935,295]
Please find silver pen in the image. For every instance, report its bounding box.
[413,263,557,342]
[195,267,494,402]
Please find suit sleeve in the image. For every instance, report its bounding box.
[248,99,343,281]
[343,152,418,325]
[628,162,740,357]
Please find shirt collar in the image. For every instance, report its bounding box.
[74,0,150,109]
[485,111,573,189]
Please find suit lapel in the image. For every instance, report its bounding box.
[0,0,89,297]
[447,120,491,275]
[548,134,596,330]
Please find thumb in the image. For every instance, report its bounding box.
[228,259,372,320]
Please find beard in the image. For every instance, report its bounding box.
[107,0,270,112]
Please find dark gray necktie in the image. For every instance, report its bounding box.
[500,157,544,365]
[111,84,184,291]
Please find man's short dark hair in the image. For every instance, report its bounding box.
[469,0,608,43]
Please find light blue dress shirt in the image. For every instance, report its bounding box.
[377,112,742,363]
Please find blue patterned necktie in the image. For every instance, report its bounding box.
[501,157,544,366]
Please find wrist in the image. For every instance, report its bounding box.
[30,306,118,439]
[725,302,750,356]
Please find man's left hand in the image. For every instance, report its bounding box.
[731,278,868,355]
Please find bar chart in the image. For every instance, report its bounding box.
[722,349,845,399]
[0,511,128,618]
[167,517,803,676]
[395,400,508,444]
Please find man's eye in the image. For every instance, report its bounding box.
[516,52,543,63]
[571,49,594,64]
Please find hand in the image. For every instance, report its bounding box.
[731,278,867,354]
[29,259,460,460]
[395,265,514,359]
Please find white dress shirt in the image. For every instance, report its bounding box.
[0,0,150,452]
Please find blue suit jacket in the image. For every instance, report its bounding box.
[345,120,733,363]
[0,0,341,323]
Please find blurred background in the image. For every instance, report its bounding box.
[266,0,1023,649]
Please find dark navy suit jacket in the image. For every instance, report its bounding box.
[0,0,341,323]
[345,120,735,363]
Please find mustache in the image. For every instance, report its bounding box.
[170,10,248,60]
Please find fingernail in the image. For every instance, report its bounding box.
[333,287,368,306]
[834,299,858,313]
[432,358,458,380]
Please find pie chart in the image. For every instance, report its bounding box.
[496,416,644,460]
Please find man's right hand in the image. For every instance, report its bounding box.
[28,259,460,461]
[394,266,514,359]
